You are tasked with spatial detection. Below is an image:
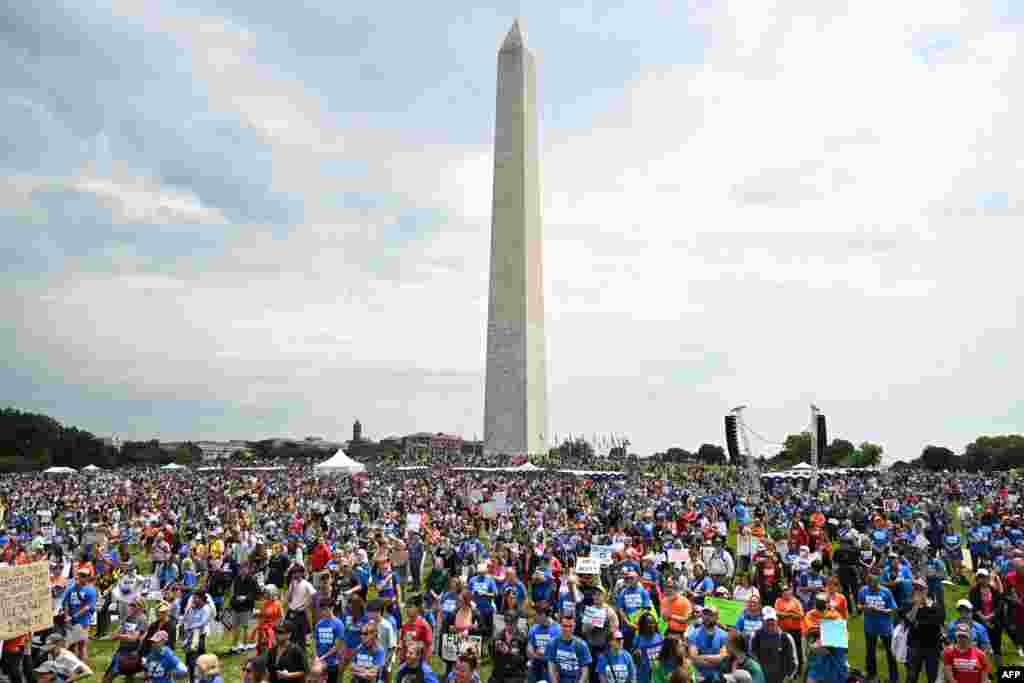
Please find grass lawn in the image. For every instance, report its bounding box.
[80,504,1020,683]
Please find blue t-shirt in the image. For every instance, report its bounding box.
[947,619,990,649]
[687,626,728,681]
[352,643,386,683]
[857,586,897,636]
[344,612,368,649]
[632,633,664,683]
[398,663,439,683]
[66,583,98,626]
[529,623,562,676]
[545,636,592,683]
[468,575,497,613]
[735,611,764,643]
[315,616,346,666]
[144,646,187,683]
[598,650,636,683]
[616,586,652,624]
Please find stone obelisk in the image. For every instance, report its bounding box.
[484,19,547,457]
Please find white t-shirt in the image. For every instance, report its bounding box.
[288,579,316,611]
[53,649,91,679]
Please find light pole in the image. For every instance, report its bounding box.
[731,405,759,500]
[810,404,820,491]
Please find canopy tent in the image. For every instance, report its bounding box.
[161,463,186,470]
[82,464,102,472]
[314,450,366,474]
[43,466,76,474]
[516,462,542,472]
[762,465,883,479]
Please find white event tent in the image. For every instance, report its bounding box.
[315,450,367,475]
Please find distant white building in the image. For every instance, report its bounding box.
[196,440,251,461]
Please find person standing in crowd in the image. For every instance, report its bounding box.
[396,642,440,683]
[64,567,98,662]
[943,625,991,683]
[492,611,528,683]
[660,579,691,640]
[284,564,316,644]
[832,539,860,617]
[545,614,592,683]
[229,563,260,654]
[597,631,636,683]
[142,632,187,683]
[267,624,309,683]
[367,600,398,683]
[399,595,434,663]
[616,571,652,651]
[750,608,798,683]
[719,633,766,683]
[687,606,728,683]
[969,568,1005,672]
[902,579,945,683]
[528,610,561,683]
[103,597,149,683]
[857,572,899,683]
[314,602,346,683]
[631,613,664,683]
[351,621,386,683]
[772,584,805,678]
[1,629,31,683]
[733,596,765,647]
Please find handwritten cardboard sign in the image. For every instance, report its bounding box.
[0,561,52,640]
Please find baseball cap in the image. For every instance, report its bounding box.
[34,662,59,675]
[762,607,777,621]
[724,671,753,683]
[703,605,720,616]
[976,568,989,577]
[956,599,973,609]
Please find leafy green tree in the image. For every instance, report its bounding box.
[825,438,856,466]
[856,441,884,467]
[695,443,727,465]
[920,445,956,471]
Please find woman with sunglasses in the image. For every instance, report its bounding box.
[352,624,386,683]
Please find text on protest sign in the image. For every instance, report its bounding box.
[590,545,614,566]
[575,557,601,576]
[407,514,421,533]
[0,561,52,640]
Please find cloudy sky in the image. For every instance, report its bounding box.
[2,1,1022,461]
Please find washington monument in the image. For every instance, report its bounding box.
[484,19,548,457]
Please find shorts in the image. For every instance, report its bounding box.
[233,608,253,629]
[67,623,90,645]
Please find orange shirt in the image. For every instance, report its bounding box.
[810,512,826,528]
[664,595,693,633]
[259,599,283,627]
[774,596,805,633]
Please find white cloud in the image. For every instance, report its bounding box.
[11,0,1024,457]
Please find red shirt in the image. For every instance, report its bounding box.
[311,543,331,572]
[3,636,27,653]
[399,616,433,659]
[944,645,989,683]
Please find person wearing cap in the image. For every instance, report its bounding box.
[797,560,825,612]
[528,610,561,683]
[63,566,98,661]
[881,552,913,611]
[596,629,635,683]
[581,584,619,662]
[615,570,652,652]
[947,599,992,652]
[968,568,1005,671]
[902,579,945,683]
[706,537,734,588]
[41,632,94,683]
[143,601,178,654]
[856,572,899,683]
[103,597,149,683]
[943,624,991,683]
[267,622,309,683]
[687,606,728,682]
[532,569,556,616]
[772,583,805,677]
[630,612,663,683]
[750,608,798,683]
[719,632,765,683]
[492,608,528,683]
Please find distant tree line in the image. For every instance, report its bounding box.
[891,435,1024,473]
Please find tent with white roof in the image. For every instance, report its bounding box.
[314,449,366,474]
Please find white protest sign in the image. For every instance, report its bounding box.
[494,492,508,514]
[349,502,361,514]
[575,557,600,576]
[0,562,52,639]
[590,545,614,567]
[407,514,421,533]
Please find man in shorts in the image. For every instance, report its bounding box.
[230,563,261,654]
[64,567,98,661]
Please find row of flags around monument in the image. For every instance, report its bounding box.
[551,433,631,455]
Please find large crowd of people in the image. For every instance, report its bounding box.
[0,461,1019,683]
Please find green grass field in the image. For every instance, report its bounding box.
[80,504,1019,683]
